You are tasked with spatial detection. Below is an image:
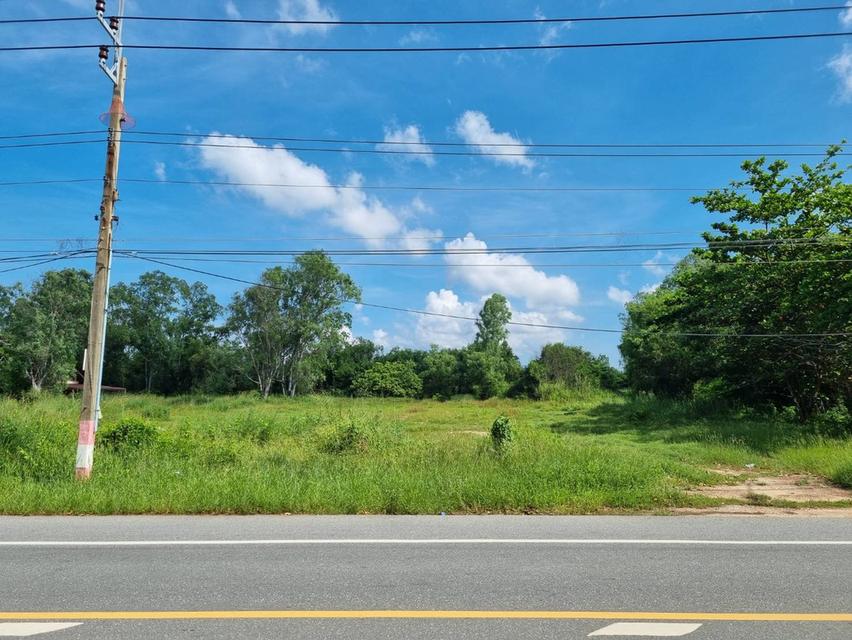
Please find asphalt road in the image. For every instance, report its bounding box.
[1,515,850,639]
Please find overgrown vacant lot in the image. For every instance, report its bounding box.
[1,393,851,514]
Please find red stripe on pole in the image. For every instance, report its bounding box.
[77,420,95,446]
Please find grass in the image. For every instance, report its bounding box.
[0,392,850,514]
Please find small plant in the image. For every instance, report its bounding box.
[99,417,159,453]
[490,415,513,452]
[319,420,369,454]
[831,463,852,489]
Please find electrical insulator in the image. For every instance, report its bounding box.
[109,16,119,31]
[95,0,106,13]
[98,46,109,61]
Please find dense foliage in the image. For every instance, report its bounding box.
[620,147,851,421]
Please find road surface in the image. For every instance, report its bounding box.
[0,515,850,639]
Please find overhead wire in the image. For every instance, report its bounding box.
[0,137,846,158]
[2,5,849,26]
[114,252,852,339]
[3,32,852,54]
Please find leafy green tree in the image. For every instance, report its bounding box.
[421,346,462,399]
[226,253,360,398]
[323,338,381,394]
[353,360,423,397]
[473,293,512,353]
[2,269,91,392]
[107,271,220,393]
[620,146,851,420]
[527,343,623,397]
[464,294,523,398]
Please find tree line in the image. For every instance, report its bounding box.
[0,148,848,419]
[0,254,620,401]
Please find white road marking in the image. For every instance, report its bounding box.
[0,623,82,637]
[589,622,702,636]
[0,539,849,547]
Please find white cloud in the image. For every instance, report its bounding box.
[196,134,440,247]
[224,1,240,18]
[453,111,535,170]
[377,124,435,166]
[640,283,661,294]
[415,289,479,349]
[400,228,444,252]
[413,289,572,360]
[371,328,391,348]
[276,0,338,35]
[443,233,580,309]
[153,161,166,181]
[643,250,677,277]
[840,2,852,28]
[828,45,852,102]
[607,286,632,305]
[295,54,327,74]
[534,7,571,58]
[399,29,438,46]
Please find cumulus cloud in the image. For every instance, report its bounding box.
[643,250,677,277]
[224,1,240,18]
[453,111,534,170]
[196,133,440,247]
[415,289,479,349]
[377,124,435,166]
[828,45,852,102]
[840,2,852,28]
[371,328,391,349]
[276,0,338,35]
[413,289,573,360]
[607,286,632,305]
[640,282,661,294]
[153,161,166,181]
[443,233,580,309]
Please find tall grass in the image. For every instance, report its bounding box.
[0,392,849,514]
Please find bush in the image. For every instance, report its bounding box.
[490,415,513,452]
[99,417,159,453]
[831,463,852,489]
[353,361,423,398]
[318,420,369,454]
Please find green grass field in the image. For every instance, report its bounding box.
[1,392,850,514]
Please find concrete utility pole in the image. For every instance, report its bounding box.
[76,0,129,480]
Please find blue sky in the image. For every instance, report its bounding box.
[1,0,850,364]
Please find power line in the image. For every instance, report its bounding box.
[3,31,851,54]
[1,137,846,158]
[3,6,848,26]
[0,129,839,148]
[0,177,717,192]
[115,252,852,339]
[123,256,852,268]
[112,238,848,257]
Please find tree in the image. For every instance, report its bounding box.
[226,253,360,398]
[620,146,851,420]
[527,343,622,397]
[473,293,512,353]
[323,338,381,394]
[107,272,220,393]
[353,360,422,398]
[465,294,522,398]
[2,269,91,392]
[421,346,462,399]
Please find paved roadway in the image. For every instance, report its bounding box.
[0,515,850,639]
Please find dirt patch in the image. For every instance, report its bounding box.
[674,505,852,517]
[691,469,852,503]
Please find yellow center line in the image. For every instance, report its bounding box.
[0,611,849,622]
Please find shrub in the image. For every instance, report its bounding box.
[490,415,513,452]
[317,420,369,454]
[353,361,422,398]
[99,417,159,453]
[831,463,852,489]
